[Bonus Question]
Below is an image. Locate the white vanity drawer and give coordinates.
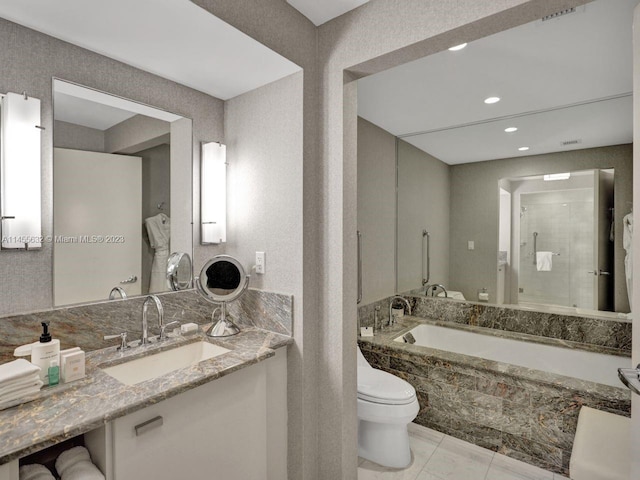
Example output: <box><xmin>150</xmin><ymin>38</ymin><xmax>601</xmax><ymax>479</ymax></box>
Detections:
<box><xmin>111</xmin><ymin>361</ymin><xmax>268</xmax><ymax>480</ymax></box>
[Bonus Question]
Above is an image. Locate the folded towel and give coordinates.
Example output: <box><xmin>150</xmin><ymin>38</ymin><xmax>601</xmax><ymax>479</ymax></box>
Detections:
<box><xmin>0</xmin><ymin>359</ymin><xmax>40</xmax><ymax>384</ymax></box>
<box><xmin>0</xmin><ymin>384</ymin><xmax>43</xmax><ymax>404</ymax></box>
<box><xmin>61</xmin><ymin>461</ymin><xmax>105</xmax><ymax>480</ymax></box>
<box><xmin>536</xmin><ymin>251</ymin><xmax>553</xmax><ymax>271</ymax></box>
<box><xmin>55</xmin><ymin>446</ymin><xmax>91</xmax><ymax>476</ymax></box>
<box><xmin>0</xmin><ymin>375</ymin><xmax>43</xmax><ymax>397</ymax></box>
<box><xmin>19</xmin><ymin>464</ymin><xmax>55</xmax><ymax>480</ymax></box>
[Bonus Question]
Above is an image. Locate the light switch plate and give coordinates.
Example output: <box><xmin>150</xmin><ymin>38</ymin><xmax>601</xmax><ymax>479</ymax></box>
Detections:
<box><xmin>468</xmin><ymin>241</ymin><xmax>475</xmax><ymax>250</ymax></box>
<box><xmin>255</xmin><ymin>251</ymin><xmax>265</xmax><ymax>274</ymax></box>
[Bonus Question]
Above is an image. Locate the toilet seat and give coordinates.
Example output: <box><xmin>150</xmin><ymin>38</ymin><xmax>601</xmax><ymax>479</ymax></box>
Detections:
<box><xmin>357</xmin><ymin>367</ymin><xmax>417</xmax><ymax>405</ymax></box>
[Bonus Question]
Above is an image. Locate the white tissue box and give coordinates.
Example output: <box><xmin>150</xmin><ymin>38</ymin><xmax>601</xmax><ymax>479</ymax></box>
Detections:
<box><xmin>61</xmin><ymin>350</ymin><xmax>85</xmax><ymax>383</ymax></box>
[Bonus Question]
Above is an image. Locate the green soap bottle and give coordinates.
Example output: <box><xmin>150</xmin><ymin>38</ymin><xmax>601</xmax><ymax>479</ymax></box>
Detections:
<box><xmin>48</xmin><ymin>359</ymin><xmax>60</xmax><ymax>386</ymax></box>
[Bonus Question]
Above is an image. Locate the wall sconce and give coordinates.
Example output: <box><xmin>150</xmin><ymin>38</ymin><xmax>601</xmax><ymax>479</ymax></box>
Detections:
<box><xmin>201</xmin><ymin>141</ymin><xmax>227</xmax><ymax>244</ymax></box>
<box><xmin>1</xmin><ymin>92</ymin><xmax>42</xmax><ymax>250</ymax></box>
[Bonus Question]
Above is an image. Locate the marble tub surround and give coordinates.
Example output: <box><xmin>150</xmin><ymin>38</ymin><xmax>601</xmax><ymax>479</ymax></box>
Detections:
<box><xmin>357</xmin><ymin>317</ymin><xmax>631</xmax><ymax>475</ymax></box>
<box><xmin>358</xmin><ymin>295</ymin><xmax>632</xmax><ymax>355</ymax></box>
<box><xmin>0</xmin><ymin>325</ymin><xmax>292</xmax><ymax>465</ymax></box>
<box><xmin>0</xmin><ymin>288</ymin><xmax>293</xmax><ymax>363</ymax></box>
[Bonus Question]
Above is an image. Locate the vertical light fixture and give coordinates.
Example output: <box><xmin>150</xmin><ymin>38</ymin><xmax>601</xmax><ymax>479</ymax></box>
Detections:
<box><xmin>1</xmin><ymin>92</ymin><xmax>42</xmax><ymax>250</ymax></box>
<box><xmin>200</xmin><ymin>141</ymin><xmax>226</xmax><ymax>244</ymax></box>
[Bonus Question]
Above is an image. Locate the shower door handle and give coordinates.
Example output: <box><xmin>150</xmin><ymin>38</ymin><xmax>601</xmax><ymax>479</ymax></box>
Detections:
<box><xmin>588</xmin><ymin>270</ymin><xmax>611</xmax><ymax>276</ymax></box>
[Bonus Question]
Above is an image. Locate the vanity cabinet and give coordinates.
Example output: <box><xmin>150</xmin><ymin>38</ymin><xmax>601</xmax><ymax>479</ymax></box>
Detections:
<box><xmin>111</xmin><ymin>349</ymin><xmax>286</xmax><ymax>480</ymax></box>
<box><xmin>0</xmin><ymin>460</ymin><xmax>18</xmax><ymax>480</ymax></box>
<box><xmin>2</xmin><ymin>348</ymin><xmax>287</xmax><ymax>480</ymax></box>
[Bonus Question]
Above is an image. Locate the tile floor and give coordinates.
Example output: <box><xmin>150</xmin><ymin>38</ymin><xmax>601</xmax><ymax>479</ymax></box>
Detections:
<box><xmin>358</xmin><ymin>423</ymin><xmax>570</xmax><ymax>480</ymax></box>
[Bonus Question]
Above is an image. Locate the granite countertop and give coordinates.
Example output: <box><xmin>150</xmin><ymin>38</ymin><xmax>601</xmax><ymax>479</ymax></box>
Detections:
<box><xmin>0</xmin><ymin>325</ymin><xmax>292</xmax><ymax>465</ymax></box>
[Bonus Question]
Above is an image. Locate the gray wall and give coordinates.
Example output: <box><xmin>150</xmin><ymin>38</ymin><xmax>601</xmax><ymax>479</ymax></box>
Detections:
<box><xmin>0</xmin><ymin>17</ymin><xmax>223</xmax><ymax>316</ymax></box>
<box><xmin>224</xmin><ymin>72</ymin><xmax>304</xmax><ymax>299</ymax></box>
<box><xmin>104</xmin><ymin>115</ymin><xmax>170</xmax><ymax>154</ymax></box>
<box><xmin>397</xmin><ymin>139</ymin><xmax>451</xmax><ymax>294</ymax></box>
<box><xmin>357</xmin><ymin>117</ymin><xmax>396</xmax><ymax>305</ymax></box>
<box><xmin>53</xmin><ymin>120</ymin><xmax>104</xmax><ymax>152</ymax></box>
<box><xmin>450</xmin><ymin>144</ymin><xmax>632</xmax><ymax>311</ymax></box>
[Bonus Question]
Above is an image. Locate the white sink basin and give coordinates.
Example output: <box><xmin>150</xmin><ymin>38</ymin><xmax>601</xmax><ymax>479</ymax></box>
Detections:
<box><xmin>101</xmin><ymin>341</ymin><xmax>231</xmax><ymax>385</ymax></box>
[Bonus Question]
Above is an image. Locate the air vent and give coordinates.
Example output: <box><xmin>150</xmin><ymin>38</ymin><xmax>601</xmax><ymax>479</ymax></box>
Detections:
<box><xmin>542</xmin><ymin>7</ymin><xmax>576</xmax><ymax>21</ymax></box>
<box><xmin>561</xmin><ymin>139</ymin><xmax>582</xmax><ymax>146</ymax></box>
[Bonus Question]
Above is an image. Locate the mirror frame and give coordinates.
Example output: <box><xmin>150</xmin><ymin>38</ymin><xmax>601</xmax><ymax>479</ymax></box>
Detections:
<box><xmin>166</xmin><ymin>252</ymin><xmax>193</xmax><ymax>291</ymax></box>
<box><xmin>196</xmin><ymin>255</ymin><xmax>250</xmax><ymax>304</ymax></box>
<box><xmin>50</xmin><ymin>77</ymin><xmax>195</xmax><ymax>308</ymax></box>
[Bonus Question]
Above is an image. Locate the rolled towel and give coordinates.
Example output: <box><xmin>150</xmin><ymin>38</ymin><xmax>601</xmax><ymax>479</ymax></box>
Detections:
<box><xmin>0</xmin><ymin>359</ymin><xmax>40</xmax><ymax>384</ymax></box>
<box><xmin>62</xmin><ymin>461</ymin><xmax>105</xmax><ymax>480</ymax></box>
<box><xmin>55</xmin><ymin>446</ymin><xmax>91</xmax><ymax>476</ymax></box>
<box><xmin>19</xmin><ymin>464</ymin><xmax>55</xmax><ymax>480</ymax></box>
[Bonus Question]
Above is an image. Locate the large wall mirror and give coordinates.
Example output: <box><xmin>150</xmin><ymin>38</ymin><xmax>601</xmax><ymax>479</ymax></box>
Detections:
<box><xmin>52</xmin><ymin>79</ymin><xmax>193</xmax><ymax>306</ymax></box>
<box><xmin>357</xmin><ymin>0</ymin><xmax>635</xmax><ymax>317</ymax></box>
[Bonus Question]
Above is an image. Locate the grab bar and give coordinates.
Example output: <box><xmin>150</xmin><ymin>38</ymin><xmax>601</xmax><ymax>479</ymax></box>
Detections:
<box><xmin>531</xmin><ymin>232</ymin><xmax>561</xmax><ymax>262</ymax></box>
<box><xmin>422</xmin><ymin>230</ymin><xmax>430</xmax><ymax>286</ymax></box>
<box><xmin>357</xmin><ymin>230</ymin><xmax>362</xmax><ymax>304</ymax></box>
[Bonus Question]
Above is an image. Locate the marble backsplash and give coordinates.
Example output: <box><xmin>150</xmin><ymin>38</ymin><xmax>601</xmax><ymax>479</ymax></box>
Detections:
<box><xmin>0</xmin><ymin>288</ymin><xmax>292</xmax><ymax>363</ymax></box>
<box><xmin>358</xmin><ymin>296</ymin><xmax>632</xmax><ymax>354</ymax></box>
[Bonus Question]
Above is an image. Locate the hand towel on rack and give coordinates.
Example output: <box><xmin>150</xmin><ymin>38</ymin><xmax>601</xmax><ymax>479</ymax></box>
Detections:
<box><xmin>536</xmin><ymin>251</ymin><xmax>553</xmax><ymax>271</ymax></box>
<box><xmin>19</xmin><ymin>464</ymin><xmax>55</xmax><ymax>480</ymax></box>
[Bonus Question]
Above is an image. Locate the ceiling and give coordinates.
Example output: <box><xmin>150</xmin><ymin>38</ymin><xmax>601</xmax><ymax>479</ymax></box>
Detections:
<box><xmin>357</xmin><ymin>0</ymin><xmax>639</xmax><ymax>165</ymax></box>
<box><xmin>287</xmin><ymin>0</ymin><xmax>370</xmax><ymax>26</ymax></box>
<box><xmin>0</xmin><ymin>0</ymin><xmax>301</xmax><ymax>101</ymax></box>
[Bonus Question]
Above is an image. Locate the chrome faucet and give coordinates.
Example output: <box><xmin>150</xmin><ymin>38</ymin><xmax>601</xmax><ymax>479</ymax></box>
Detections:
<box><xmin>425</xmin><ymin>284</ymin><xmax>447</xmax><ymax>298</ymax></box>
<box><xmin>109</xmin><ymin>287</ymin><xmax>127</xmax><ymax>300</ymax></box>
<box><xmin>388</xmin><ymin>296</ymin><xmax>412</xmax><ymax>327</ymax></box>
<box><xmin>141</xmin><ymin>295</ymin><xmax>163</xmax><ymax>345</ymax></box>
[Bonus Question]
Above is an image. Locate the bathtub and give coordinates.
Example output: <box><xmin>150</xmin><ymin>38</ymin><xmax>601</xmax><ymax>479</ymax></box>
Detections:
<box><xmin>394</xmin><ymin>323</ymin><xmax>629</xmax><ymax>388</ymax></box>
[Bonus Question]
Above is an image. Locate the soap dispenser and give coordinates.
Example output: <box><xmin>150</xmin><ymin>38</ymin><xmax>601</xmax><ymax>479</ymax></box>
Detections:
<box><xmin>14</xmin><ymin>321</ymin><xmax>60</xmax><ymax>384</ymax></box>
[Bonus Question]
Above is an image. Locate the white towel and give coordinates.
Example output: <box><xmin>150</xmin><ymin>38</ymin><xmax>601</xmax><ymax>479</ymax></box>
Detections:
<box><xmin>0</xmin><ymin>375</ymin><xmax>43</xmax><ymax>397</ymax></box>
<box><xmin>19</xmin><ymin>464</ymin><xmax>55</xmax><ymax>480</ymax></box>
<box><xmin>55</xmin><ymin>446</ymin><xmax>91</xmax><ymax>476</ymax></box>
<box><xmin>0</xmin><ymin>384</ymin><xmax>43</xmax><ymax>404</ymax></box>
<box><xmin>536</xmin><ymin>251</ymin><xmax>553</xmax><ymax>271</ymax></box>
<box><xmin>0</xmin><ymin>359</ymin><xmax>40</xmax><ymax>384</ymax></box>
<box><xmin>61</xmin><ymin>461</ymin><xmax>105</xmax><ymax>480</ymax></box>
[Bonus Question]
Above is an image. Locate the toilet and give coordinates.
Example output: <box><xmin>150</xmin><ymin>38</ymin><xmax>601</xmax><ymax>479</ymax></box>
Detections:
<box><xmin>357</xmin><ymin>346</ymin><xmax>419</xmax><ymax>468</ymax></box>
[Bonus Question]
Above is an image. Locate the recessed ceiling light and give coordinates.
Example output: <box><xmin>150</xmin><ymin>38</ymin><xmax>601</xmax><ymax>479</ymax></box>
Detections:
<box><xmin>518</xmin><ymin>147</ymin><xmax>530</xmax><ymax>151</ymax></box>
<box><xmin>504</xmin><ymin>127</ymin><xmax>518</xmax><ymax>133</ymax></box>
<box><xmin>448</xmin><ymin>43</ymin><xmax>467</xmax><ymax>51</ymax></box>
<box><xmin>484</xmin><ymin>97</ymin><xmax>500</xmax><ymax>104</ymax></box>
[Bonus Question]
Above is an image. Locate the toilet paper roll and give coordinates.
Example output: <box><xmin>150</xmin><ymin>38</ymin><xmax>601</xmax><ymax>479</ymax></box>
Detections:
<box><xmin>478</xmin><ymin>292</ymin><xmax>489</xmax><ymax>302</ymax></box>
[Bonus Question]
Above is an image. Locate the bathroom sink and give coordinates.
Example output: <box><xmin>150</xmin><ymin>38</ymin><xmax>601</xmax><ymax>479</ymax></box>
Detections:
<box><xmin>101</xmin><ymin>341</ymin><xmax>231</xmax><ymax>386</ymax></box>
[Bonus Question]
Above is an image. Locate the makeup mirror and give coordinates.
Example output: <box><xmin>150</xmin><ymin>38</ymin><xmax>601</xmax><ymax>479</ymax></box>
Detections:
<box><xmin>166</xmin><ymin>252</ymin><xmax>193</xmax><ymax>291</ymax></box>
<box><xmin>195</xmin><ymin>255</ymin><xmax>250</xmax><ymax>337</ymax></box>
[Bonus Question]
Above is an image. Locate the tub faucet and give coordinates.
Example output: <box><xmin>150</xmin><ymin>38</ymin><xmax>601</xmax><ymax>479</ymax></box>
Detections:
<box><xmin>109</xmin><ymin>286</ymin><xmax>127</xmax><ymax>300</ymax></box>
<box><xmin>425</xmin><ymin>284</ymin><xmax>447</xmax><ymax>298</ymax></box>
<box><xmin>389</xmin><ymin>296</ymin><xmax>412</xmax><ymax>327</ymax></box>
<box><xmin>141</xmin><ymin>295</ymin><xmax>163</xmax><ymax>346</ymax></box>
